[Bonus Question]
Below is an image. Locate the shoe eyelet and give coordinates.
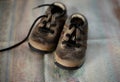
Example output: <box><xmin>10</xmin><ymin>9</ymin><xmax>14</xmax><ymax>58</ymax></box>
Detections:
<box><xmin>69</xmin><ymin>24</ymin><xmax>73</xmax><ymax>29</ymax></box>
<box><xmin>42</xmin><ymin>21</ymin><xmax>47</xmax><ymax>24</ymax></box>
<box><xmin>66</xmin><ymin>34</ymin><xmax>70</xmax><ymax>37</ymax></box>
<box><xmin>62</xmin><ymin>41</ymin><xmax>66</xmax><ymax>44</ymax></box>
<box><xmin>76</xmin><ymin>44</ymin><xmax>81</xmax><ymax>48</ymax></box>
<box><xmin>51</xmin><ymin>23</ymin><xmax>56</xmax><ymax>26</ymax></box>
<box><xmin>51</xmin><ymin>30</ymin><xmax>54</xmax><ymax>34</ymax></box>
<box><xmin>76</xmin><ymin>38</ymin><xmax>81</xmax><ymax>41</ymax></box>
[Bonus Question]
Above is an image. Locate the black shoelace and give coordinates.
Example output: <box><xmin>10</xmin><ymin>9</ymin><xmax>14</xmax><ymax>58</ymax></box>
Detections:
<box><xmin>0</xmin><ymin>3</ymin><xmax>65</xmax><ymax>52</ymax></box>
<box><xmin>62</xmin><ymin>23</ymin><xmax>84</xmax><ymax>48</ymax></box>
<box><xmin>0</xmin><ymin>15</ymin><xmax>47</xmax><ymax>52</ymax></box>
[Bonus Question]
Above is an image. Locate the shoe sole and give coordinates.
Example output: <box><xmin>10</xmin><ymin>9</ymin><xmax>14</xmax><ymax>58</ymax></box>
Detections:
<box><xmin>54</xmin><ymin>53</ymin><xmax>85</xmax><ymax>70</ymax></box>
<box><xmin>28</xmin><ymin>42</ymin><xmax>54</xmax><ymax>54</ymax></box>
<box><xmin>28</xmin><ymin>37</ymin><xmax>58</xmax><ymax>53</ymax></box>
<box><xmin>55</xmin><ymin>61</ymin><xmax>84</xmax><ymax>70</ymax></box>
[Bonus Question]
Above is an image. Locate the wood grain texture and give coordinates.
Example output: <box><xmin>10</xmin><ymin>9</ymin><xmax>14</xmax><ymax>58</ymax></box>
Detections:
<box><xmin>0</xmin><ymin>0</ymin><xmax>120</xmax><ymax>82</ymax></box>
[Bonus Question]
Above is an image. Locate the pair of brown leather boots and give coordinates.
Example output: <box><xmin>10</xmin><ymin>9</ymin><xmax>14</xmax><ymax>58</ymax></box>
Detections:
<box><xmin>28</xmin><ymin>2</ymin><xmax>88</xmax><ymax>70</ymax></box>
<box><xmin>0</xmin><ymin>2</ymin><xmax>88</xmax><ymax>70</ymax></box>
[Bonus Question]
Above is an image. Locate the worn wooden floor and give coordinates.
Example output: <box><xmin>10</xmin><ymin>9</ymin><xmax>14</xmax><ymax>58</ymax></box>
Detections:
<box><xmin>0</xmin><ymin>0</ymin><xmax>120</xmax><ymax>82</ymax></box>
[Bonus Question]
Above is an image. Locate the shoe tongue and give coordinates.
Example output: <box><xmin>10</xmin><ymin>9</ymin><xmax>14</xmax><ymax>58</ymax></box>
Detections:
<box><xmin>51</xmin><ymin>5</ymin><xmax>63</xmax><ymax>14</ymax></box>
<box><xmin>53</xmin><ymin>2</ymin><xmax>65</xmax><ymax>10</ymax></box>
<box><xmin>71</xmin><ymin>17</ymin><xmax>84</xmax><ymax>28</ymax></box>
<box><xmin>50</xmin><ymin>3</ymin><xmax>65</xmax><ymax>18</ymax></box>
